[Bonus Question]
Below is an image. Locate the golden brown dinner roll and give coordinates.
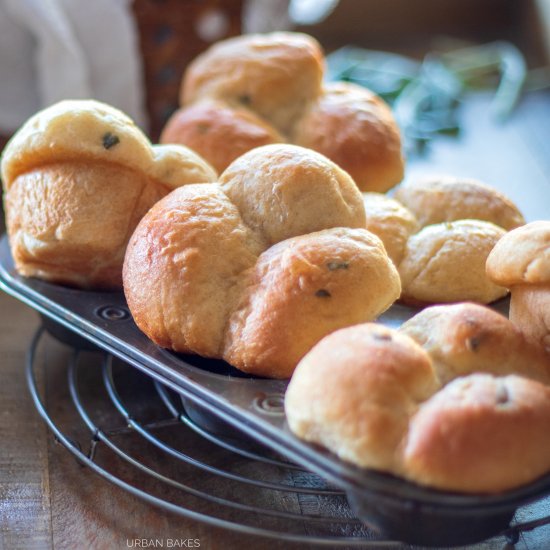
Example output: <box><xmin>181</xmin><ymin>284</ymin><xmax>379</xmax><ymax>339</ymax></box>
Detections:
<box><xmin>2</xmin><ymin>100</ymin><xmax>217</xmax><ymax>289</ymax></box>
<box><xmin>393</xmin><ymin>175</ymin><xmax>525</xmax><ymax>230</ymax></box>
<box><xmin>285</xmin><ymin>324</ymin><xmax>437</xmax><ymax>471</ymax></box>
<box><xmin>286</xmin><ymin>322</ymin><xmax>550</xmax><ymax>492</ymax></box>
<box><xmin>403</xmin><ymin>374</ymin><xmax>550</xmax><ymax>493</ymax></box>
<box><xmin>362</xmin><ymin>192</ymin><xmax>418</xmax><ymax>264</ymax></box>
<box><xmin>224</xmin><ymin>228</ymin><xmax>401</xmax><ymax>378</ymax></box>
<box><xmin>399</xmin><ymin>303</ymin><xmax>550</xmax><ymax>385</ymax></box>
<box><xmin>181</xmin><ymin>32</ymin><xmax>324</xmax><ymax>136</ymax></box>
<box><xmin>124</xmin><ymin>144</ymin><xmax>400</xmax><ymax>378</ymax></box>
<box><xmin>293</xmin><ymin>82</ymin><xmax>405</xmax><ymax>192</ymax></box>
<box><xmin>486</xmin><ymin>221</ymin><xmax>550</xmax><ymax>352</ymax></box>
<box><xmin>167</xmin><ymin>32</ymin><xmax>405</xmax><ymax>193</ymax></box>
<box><xmin>160</xmin><ymin>100</ymin><xmax>284</xmax><ymax>174</ymax></box>
<box><xmin>123</xmin><ymin>184</ymin><xmax>264</xmax><ymax>357</ymax></box>
<box><xmin>219</xmin><ymin>144</ymin><xmax>366</xmax><ymax>245</ymax></box>
<box><xmin>398</xmin><ymin>220</ymin><xmax>508</xmax><ymax>305</ymax></box>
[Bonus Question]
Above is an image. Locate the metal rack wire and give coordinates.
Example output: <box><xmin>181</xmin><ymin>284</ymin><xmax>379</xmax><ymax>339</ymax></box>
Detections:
<box><xmin>26</xmin><ymin>326</ymin><xmax>550</xmax><ymax>548</ymax></box>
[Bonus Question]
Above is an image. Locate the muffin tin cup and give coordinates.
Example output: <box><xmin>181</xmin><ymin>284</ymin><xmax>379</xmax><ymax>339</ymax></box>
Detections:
<box><xmin>1</xmin><ymin>235</ymin><xmax>548</xmax><ymax>547</ymax></box>
<box><xmin>346</xmin><ymin>489</ymin><xmax>516</xmax><ymax>546</ymax></box>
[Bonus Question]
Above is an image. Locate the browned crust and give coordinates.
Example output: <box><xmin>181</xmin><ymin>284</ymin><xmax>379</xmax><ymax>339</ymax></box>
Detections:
<box><xmin>181</xmin><ymin>32</ymin><xmax>324</xmax><ymax>136</ymax></box>
<box><xmin>171</xmin><ymin>33</ymin><xmax>405</xmax><ymax>193</ymax></box>
<box><xmin>293</xmin><ymin>82</ymin><xmax>404</xmax><ymax>192</ymax></box>
<box><xmin>403</xmin><ymin>374</ymin><xmax>550</xmax><ymax>492</ymax></box>
<box><xmin>286</xmin><ymin>314</ymin><xmax>550</xmax><ymax>493</ymax></box>
<box><xmin>123</xmin><ymin>145</ymin><xmax>400</xmax><ymax>378</ymax></box>
<box><xmin>5</xmin><ymin>161</ymin><xmax>165</xmax><ymax>289</ymax></box>
<box><xmin>160</xmin><ymin>101</ymin><xmax>283</xmax><ymax>174</ymax></box>
<box><xmin>399</xmin><ymin>302</ymin><xmax>550</xmax><ymax>385</ymax></box>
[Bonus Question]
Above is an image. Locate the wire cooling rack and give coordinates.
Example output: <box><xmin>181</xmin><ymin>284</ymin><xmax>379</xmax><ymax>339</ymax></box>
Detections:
<box><xmin>26</xmin><ymin>326</ymin><xmax>550</xmax><ymax>548</ymax></box>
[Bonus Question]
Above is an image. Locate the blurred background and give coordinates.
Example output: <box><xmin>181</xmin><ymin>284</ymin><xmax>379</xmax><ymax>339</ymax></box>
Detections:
<box><xmin>0</xmin><ymin>0</ymin><xmax>549</xmax><ymax>145</ymax></box>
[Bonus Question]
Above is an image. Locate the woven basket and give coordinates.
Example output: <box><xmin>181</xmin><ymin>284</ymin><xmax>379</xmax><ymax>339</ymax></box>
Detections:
<box><xmin>0</xmin><ymin>0</ymin><xmax>243</xmax><ymax>152</ymax></box>
<box><xmin>133</xmin><ymin>0</ymin><xmax>244</xmax><ymax>141</ymax></box>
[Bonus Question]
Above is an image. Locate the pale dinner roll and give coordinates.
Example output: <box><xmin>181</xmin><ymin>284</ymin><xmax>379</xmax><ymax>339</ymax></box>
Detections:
<box><xmin>398</xmin><ymin>220</ymin><xmax>508</xmax><ymax>305</ymax></box>
<box><xmin>362</xmin><ymin>192</ymin><xmax>418</xmax><ymax>265</ymax></box>
<box><xmin>160</xmin><ymin>100</ymin><xmax>284</xmax><ymax>174</ymax></box>
<box><xmin>219</xmin><ymin>144</ymin><xmax>366</xmax><ymax>246</ymax></box>
<box><xmin>2</xmin><ymin>99</ymin><xmax>150</xmax><ymax>186</ymax></box>
<box><xmin>486</xmin><ymin>221</ymin><xmax>550</xmax><ymax>352</ymax></box>
<box><xmin>393</xmin><ymin>175</ymin><xmax>525</xmax><ymax>230</ymax></box>
<box><xmin>124</xmin><ymin>145</ymin><xmax>401</xmax><ymax>378</ymax></box>
<box><xmin>2</xmin><ymin>100</ymin><xmax>217</xmax><ymax>289</ymax></box>
<box><xmin>399</xmin><ymin>303</ymin><xmax>550</xmax><ymax>385</ymax></box>
<box><xmin>286</xmin><ymin>322</ymin><xmax>550</xmax><ymax>492</ymax></box>
<box><xmin>293</xmin><ymin>82</ymin><xmax>405</xmax><ymax>193</ymax></box>
<box><xmin>181</xmin><ymin>32</ymin><xmax>324</xmax><ymax>136</ymax></box>
<box><xmin>285</xmin><ymin>324</ymin><xmax>437</xmax><ymax>471</ymax></box>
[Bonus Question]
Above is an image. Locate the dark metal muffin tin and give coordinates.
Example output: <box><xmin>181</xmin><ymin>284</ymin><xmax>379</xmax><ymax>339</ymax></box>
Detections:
<box><xmin>1</xmin><ymin>235</ymin><xmax>548</xmax><ymax>547</ymax></box>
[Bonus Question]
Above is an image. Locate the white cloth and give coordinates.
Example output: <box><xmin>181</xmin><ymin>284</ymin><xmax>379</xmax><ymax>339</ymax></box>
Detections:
<box><xmin>0</xmin><ymin>0</ymin><xmax>148</xmax><ymax>133</ymax></box>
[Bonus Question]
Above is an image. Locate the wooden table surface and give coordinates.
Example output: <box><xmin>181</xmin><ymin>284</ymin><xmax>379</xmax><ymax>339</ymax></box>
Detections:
<box><xmin>1</xmin><ymin>91</ymin><xmax>549</xmax><ymax>550</ymax></box>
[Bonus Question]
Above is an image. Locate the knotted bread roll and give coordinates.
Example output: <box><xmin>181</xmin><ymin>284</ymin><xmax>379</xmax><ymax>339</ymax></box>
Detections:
<box><xmin>161</xmin><ymin>32</ymin><xmax>404</xmax><ymax>193</ymax></box>
<box><xmin>1</xmin><ymin>100</ymin><xmax>217</xmax><ymax>289</ymax></box>
<box><xmin>123</xmin><ymin>144</ymin><xmax>401</xmax><ymax>378</ymax></box>
<box><xmin>286</xmin><ymin>306</ymin><xmax>550</xmax><ymax>493</ymax></box>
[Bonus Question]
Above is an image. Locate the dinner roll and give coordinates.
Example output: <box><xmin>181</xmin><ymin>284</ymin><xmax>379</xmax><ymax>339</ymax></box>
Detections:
<box><xmin>286</xmin><ymin>322</ymin><xmax>550</xmax><ymax>492</ymax></box>
<box><xmin>219</xmin><ymin>144</ymin><xmax>366</xmax><ymax>245</ymax></box>
<box><xmin>399</xmin><ymin>303</ymin><xmax>550</xmax><ymax>385</ymax></box>
<box><xmin>123</xmin><ymin>184</ymin><xmax>264</xmax><ymax>357</ymax></box>
<box><xmin>181</xmin><ymin>32</ymin><xmax>324</xmax><ymax>136</ymax></box>
<box><xmin>393</xmin><ymin>175</ymin><xmax>525</xmax><ymax>230</ymax></box>
<box><xmin>487</xmin><ymin>221</ymin><xmax>550</xmax><ymax>352</ymax></box>
<box><xmin>224</xmin><ymin>229</ymin><xmax>402</xmax><ymax>378</ymax></box>
<box><xmin>403</xmin><ymin>374</ymin><xmax>550</xmax><ymax>493</ymax></box>
<box><xmin>160</xmin><ymin>100</ymin><xmax>283</xmax><ymax>174</ymax></box>
<box><xmin>486</xmin><ymin>221</ymin><xmax>550</xmax><ymax>286</ymax></box>
<box><xmin>2</xmin><ymin>100</ymin><xmax>217</xmax><ymax>289</ymax></box>
<box><xmin>166</xmin><ymin>32</ymin><xmax>405</xmax><ymax>193</ymax></box>
<box><xmin>398</xmin><ymin>220</ymin><xmax>508</xmax><ymax>305</ymax></box>
<box><xmin>285</xmin><ymin>324</ymin><xmax>437</xmax><ymax>471</ymax></box>
<box><xmin>293</xmin><ymin>82</ymin><xmax>404</xmax><ymax>193</ymax></box>
<box><xmin>124</xmin><ymin>145</ymin><xmax>400</xmax><ymax>377</ymax></box>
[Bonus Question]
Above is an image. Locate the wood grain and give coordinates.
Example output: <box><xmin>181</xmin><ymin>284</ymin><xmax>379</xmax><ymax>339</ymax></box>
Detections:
<box><xmin>0</xmin><ymin>294</ymin><xmax>50</xmax><ymax>550</ymax></box>
<box><xmin>42</xmin><ymin>345</ymin><xmax>304</xmax><ymax>550</ymax></box>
